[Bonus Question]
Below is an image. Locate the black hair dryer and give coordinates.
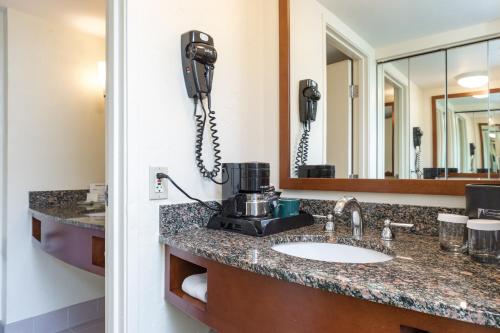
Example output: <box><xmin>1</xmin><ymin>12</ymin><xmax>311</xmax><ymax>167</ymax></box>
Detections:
<box><xmin>181</xmin><ymin>30</ymin><xmax>217</xmax><ymax>99</ymax></box>
<box><xmin>413</xmin><ymin>127</ymin><xmax>423</xmax><ymax>148</ymax></box>
<box><xmin>299</xmin><ymin>79</ymin><xmax>321</xmax><ymax>123</ymax></box>
<box><xmin>180</xmin><ymin>30</ymin><xmax>222</xmax><ymax>180</ymax></box>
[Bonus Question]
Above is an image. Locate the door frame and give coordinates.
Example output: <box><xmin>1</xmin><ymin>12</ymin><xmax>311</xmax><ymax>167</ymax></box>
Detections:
<box><xmin>0</xmin><ymin>8</ymin><xmax>6</xmax><ymax>326</ymax></box>
<box><xmin>324</xmin><ymin>25</ymin><xmax>369</xmax><ymax>178</ymax></box>
<box><xmin>380</xmin><ymin>69</ymin><xmax>410</xmax><ymax>179</ymax></box>
<box><xmin>105</xmin><ymin>0</ymin><xmax>130</xmax><ymax>332</ymax></box>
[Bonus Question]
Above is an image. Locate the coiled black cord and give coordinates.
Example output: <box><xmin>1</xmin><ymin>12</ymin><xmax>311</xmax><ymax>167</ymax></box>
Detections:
<box><xmin>294</xmin><ymin>123</ymin><xmax>310</xmax><ymax>176</ymax></box>
<box><xmin>414</xmin><ymin>147</ymin><xmax>423</xmax><ymax>179</ymax></box>
<box><xmin>193</xmin><ymin>95</ymin><xmax>223</xmax><ymax>183</ymax></box>
<box><xmin>156</xmin><ymin>172</ymin><xmax>222</xmax><ymax>212</ymax></box>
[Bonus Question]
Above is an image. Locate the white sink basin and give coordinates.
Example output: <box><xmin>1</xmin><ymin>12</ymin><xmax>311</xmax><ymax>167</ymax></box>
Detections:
<box><xmin>272</xmin><ymin>242</ymin><xmax>393</xmax><ymax>264</ymax></box>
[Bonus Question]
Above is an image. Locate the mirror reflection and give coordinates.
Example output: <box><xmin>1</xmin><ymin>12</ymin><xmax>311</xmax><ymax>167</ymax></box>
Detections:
<box><xmin>380</xmin><ymin>42</ymin><xmax>500</xmax><ymax>180</ymax></box>
<box><xmin>381</xmin><ymin>58</ymin><xmax>410</xmax><ymax>179</ymax></box>
<box><xmin>288</xmin><ymin>0</ymin><xmax>500</xmax><ymax>180</ymax></box>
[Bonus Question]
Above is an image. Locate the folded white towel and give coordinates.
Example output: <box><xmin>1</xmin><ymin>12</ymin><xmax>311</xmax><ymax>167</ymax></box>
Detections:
<box><xmin>181</xmin><ymin>273</ymin><xmax>207</xmax><ymax>303</ymax></box>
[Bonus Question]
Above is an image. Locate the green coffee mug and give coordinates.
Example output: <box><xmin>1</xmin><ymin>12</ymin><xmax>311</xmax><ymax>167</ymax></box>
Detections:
<box><xmin>274</xmin><ymin>198</ymin><xmax>300</xmax><ymax>218</ymax></box>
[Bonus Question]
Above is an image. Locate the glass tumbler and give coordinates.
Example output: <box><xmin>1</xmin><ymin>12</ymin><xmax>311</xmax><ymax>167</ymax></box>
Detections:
<box><xmin>438</xmin><ymin>213</ymin><xmax>468</xmax><ymax>253</ymax></box>
<box><xmin>467</xmin><ymin>219</ymin><xmax>500</xmax><ymax>264</ymax></box>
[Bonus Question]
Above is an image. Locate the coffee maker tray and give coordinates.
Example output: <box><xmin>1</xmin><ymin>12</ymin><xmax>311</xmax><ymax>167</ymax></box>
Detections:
<box><xmin>206</xmin><ymin>212</ymin><xmax>315</xmax><ymax>237</ymax></box>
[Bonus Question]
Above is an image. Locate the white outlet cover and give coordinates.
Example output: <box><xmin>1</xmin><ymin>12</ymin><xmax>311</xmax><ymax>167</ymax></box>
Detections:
<box><xmin>149</xmin><ymin>166</ymin><xmax>168</xmax><ymax>200</ymax></box>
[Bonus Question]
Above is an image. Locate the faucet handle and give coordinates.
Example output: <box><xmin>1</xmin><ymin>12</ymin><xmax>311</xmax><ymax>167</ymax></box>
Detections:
<box><xmin>313</xmin><ymin>214</ymin><xmax>335</xmax><ymax>232</ymax></box>
<box><xmin>381</xmin><ymin>219</ymin><xmax>414</xmax><ymax>241</ymax></box>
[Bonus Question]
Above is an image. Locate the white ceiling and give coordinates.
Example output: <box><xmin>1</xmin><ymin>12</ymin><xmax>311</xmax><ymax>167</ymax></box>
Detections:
<box><xmin>317</xmin><ymin>0</ymin><xmax>500</xmax><ymax>48</ymax></box>
<box><xmin>326</xmin><ymin>43</ymin><xmax>350</xmax><ymax>65</ymax></box>
<box><xmin>388</xmin><ymin>39</ymin><xmax>500</xmax><ymax>90</ymax></box>
<box><xmin>0</xmin><ymin>0</ymin><xmax>105</xmax><ymax>37</ymax></box>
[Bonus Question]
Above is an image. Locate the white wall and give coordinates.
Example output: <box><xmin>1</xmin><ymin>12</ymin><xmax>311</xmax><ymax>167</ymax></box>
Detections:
<box><xmin>124</xmin><ymin>0</ymin><xmax>278</xmax><ymax>331</ymax></box>
<box><xmin>377</xmin><ymin>19</ymin><xmax>500</xmax><ymax>60</ymax></box>
<box><xmin>4</xmin><ymin>9</ymin><xmax>105</xmax><ymax>323</ymax></box>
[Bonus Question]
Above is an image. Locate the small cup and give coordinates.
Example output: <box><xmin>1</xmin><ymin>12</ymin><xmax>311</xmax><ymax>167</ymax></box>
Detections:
<box><xmin>467</xmin><ymin>219</ymin><xmax>500</xmax><ymax>264</ymax></box>
<box><xmin>438</xmin><ymin>213</ymin><xmax>468</xmax><ymax>253</ymax></box>
<box><xmin>274</xmin><ymin>198</ymin><xmax>300</xmax><ymax>218</ymax></box>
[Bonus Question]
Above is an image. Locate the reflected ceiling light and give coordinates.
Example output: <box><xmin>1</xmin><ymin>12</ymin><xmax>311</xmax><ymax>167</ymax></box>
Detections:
<box><xmin>456</xmin><ymin>72</ymin><xmax>488</xmax><ymax>89</ymax></box>
<box><xmin>472</xmin><ymin>93</ymin><xmax>488</xmax><ymax>99</ymax></box>
<box><xmin>69</xmin><ymin>16</ymin><xmax>106</xmax><ymax>38</ymax></box>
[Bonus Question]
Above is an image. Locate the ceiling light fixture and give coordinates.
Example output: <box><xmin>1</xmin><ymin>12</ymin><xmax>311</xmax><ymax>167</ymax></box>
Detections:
<box><xmin>456</xmin><ymin>72</ymin><xmax>488</xmax><ymax>89</ymax></box>
<box><xmin>472</xmin><ymin>93</ymin><xmax>488</xmax><ymax>99</ymax></box>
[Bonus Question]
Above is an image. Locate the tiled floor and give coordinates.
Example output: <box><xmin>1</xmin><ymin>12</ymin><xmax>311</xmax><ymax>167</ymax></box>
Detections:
<box><xmin>58</xmin><ymin>319</ymin><xmax>104</xmax><ymax>333</ymax></box>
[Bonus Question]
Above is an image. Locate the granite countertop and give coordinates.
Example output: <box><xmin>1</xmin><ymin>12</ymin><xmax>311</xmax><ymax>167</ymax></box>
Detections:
<box><xmin>30</xmin><ymin>204</ymin><xmax>105</xmax><ymax>231</ymax></box>
<box><xmin>160</xmin><ymin>223</ymin><xmax>500</xmax><ymax>328</ymax></box>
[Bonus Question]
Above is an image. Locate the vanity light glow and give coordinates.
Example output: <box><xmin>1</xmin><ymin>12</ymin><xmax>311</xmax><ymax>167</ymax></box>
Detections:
<box><xmin>97</xmin><ymin>60</ymin><xmax>106</xmax><ymax>97</ymax></box>
<box><xmin>98</xmin><ymin>61</ymin><xmax>106</xmax><ymax>90</ymax></box>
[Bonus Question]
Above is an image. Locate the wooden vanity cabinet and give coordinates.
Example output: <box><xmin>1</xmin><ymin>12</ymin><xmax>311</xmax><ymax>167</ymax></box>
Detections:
<box><xmin>165</xmin><ymin>246</ymin><xmax>498</xmax><ymax>333</ymax></box>
<box><xmin>31</xmin><ymin>216</ymin><xmax>105</xmax><ymax>276</ymax></box>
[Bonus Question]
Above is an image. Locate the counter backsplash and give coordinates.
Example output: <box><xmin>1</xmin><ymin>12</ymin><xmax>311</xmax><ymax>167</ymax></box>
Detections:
<box><xmin>160</xmin><ymin>199</ymin><xmax>465</xmax><ymax>237</ymax></box>
<box><xmin>29</xmin><ymin>190</ymin><xmax>89</xmax><ymax>209</ymax></box>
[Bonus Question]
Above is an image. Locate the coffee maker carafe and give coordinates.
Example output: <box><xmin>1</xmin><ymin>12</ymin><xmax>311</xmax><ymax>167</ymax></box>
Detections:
<box><xmin>221</xmin><ymin>162</ymin><xmax>279</xmax><ymax>218</ymax></box>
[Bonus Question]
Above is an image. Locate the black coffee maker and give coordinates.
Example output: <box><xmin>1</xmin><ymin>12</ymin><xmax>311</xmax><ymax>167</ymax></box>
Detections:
<box><xmin>207</xmin><ymin>162</ymin><xmax>314</xmax><ymax>236</ymax></box>
<box><xmin>220</xmin><ymin>162</ymin><xmax>279</xmax><ymax>218</ymax></box>
<box><xmin>465</xmin><ymin>184</ymin><xmax>500</xmax><ymax>219</ymax></box>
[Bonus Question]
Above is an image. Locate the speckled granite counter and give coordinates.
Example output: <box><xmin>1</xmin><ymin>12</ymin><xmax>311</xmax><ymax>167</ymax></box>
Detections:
<box><xmin>30</xmin><ymin>205</ymin><xmax>105</xmax><ymax>231</ymax></box>
<box><xmin>29</xmin><ymin>189</ymin><xmax>105</xmax><ymax>231</ymax></box>
<box><xmin>160</xmin><ymin>223</ymin><xmax>500</xmax><ymax>328</ymax></box>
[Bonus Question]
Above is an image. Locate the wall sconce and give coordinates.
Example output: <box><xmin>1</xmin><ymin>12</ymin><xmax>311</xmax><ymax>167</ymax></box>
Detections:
<box><xmin>97</xmin><ymin>60</ymin><xmax>106</xmax><ymax>97</ymax></box>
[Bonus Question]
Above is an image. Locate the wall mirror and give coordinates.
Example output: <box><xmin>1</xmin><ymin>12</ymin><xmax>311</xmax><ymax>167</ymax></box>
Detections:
<box><xmin>279</xmin><ymin>0</ymin><xmax>500</xmax><ymax>195</ymax></box>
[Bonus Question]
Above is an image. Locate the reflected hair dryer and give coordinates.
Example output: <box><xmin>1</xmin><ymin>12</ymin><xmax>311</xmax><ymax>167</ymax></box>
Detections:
<box><xmin>413</xmin><ymin>127</ymin><xmax>423</xmax><ymax>149</ymax></box>
<box><xmin>295</xmin><ymin>79</ymin><xmax>321</xmax><ymax>176</ymax></box>
<box><xmin>413</xmin><ymin>127</ymin><xmax>423</xmax><ymax>179</ymax></box>
<box><xmin>299</xmin><ymin>79</ymin><xmax>321</xmax><ymax>123</ymax></box>
<box><xmin>181</xmin><ymin>30</ymin><xmax>218</xmax><ymax>99</ymax></box>
<box><xmin>470</xmin><ymin>143</ymin><xmax>476</xmax><ymax>172</ymax></box>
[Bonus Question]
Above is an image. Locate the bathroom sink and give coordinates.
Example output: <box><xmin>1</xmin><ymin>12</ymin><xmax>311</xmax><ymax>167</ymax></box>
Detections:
<box><xmin>272</xmin><ymin>242</ymin><xmax>393</xmax><ymax>264</ymax></box>
<box><xmin>85</xmin><ymin>212</ymin><xmax>105</xmax><ymax>218</ymax></box>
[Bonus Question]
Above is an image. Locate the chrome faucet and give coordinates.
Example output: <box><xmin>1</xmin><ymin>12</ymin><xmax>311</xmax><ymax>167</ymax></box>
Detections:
<box><xmin>334</xmin><ymin>197</ymin><xmax>364</xmax><ymax>240</ymax></box>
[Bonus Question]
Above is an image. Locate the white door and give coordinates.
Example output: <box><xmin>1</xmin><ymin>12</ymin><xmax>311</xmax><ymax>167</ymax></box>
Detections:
<box><xmin>326</xmin><ymin>59</ymin><xmax>352</xmax><ymax>178</ymax></box>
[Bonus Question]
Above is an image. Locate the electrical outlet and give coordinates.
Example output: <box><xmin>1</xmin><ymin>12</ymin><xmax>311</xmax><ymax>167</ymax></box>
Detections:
<box><xmin>149</xmin><ymin>167</ymin><xmax>168</xmax><ymax>200</ymax></box>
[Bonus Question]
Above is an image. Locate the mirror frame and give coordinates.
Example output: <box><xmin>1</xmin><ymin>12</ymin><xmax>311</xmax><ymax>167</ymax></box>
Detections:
<box><xmin>278</xmin><ymin>0</ymin><xmax>500</xmax><ymax>195</ymax></box>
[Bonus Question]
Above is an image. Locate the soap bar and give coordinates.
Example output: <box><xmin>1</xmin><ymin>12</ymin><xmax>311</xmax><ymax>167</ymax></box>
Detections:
<box><xmin>86</xmin><ymin>192</ymin><xmax>99</xmax><ymax>202</ymax></box>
